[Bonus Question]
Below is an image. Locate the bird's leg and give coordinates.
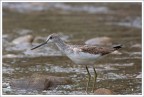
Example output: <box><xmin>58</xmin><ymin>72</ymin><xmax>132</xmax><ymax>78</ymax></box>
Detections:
<box><xmin>85</xmin><ymin>66</ymin><xmax>91</xmax><ymax>94</ymax></box>
<box><xmin>92</xmin><ymin>66</ymin><xmax>97</xmax><ymax>93</ymax></box>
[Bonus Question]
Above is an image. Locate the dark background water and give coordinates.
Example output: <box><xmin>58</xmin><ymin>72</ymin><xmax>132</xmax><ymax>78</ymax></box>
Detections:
<box><xmin>2</xmin><ymin>2</ymin><xmax>142</xmax><ymax>95</ymax></box>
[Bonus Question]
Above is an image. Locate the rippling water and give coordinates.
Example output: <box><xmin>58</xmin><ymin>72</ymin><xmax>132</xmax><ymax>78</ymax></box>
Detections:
<box><xmin>2</xmin><ymin>2</ymin><xmax>142</xmax><ymax>95</ymax></box>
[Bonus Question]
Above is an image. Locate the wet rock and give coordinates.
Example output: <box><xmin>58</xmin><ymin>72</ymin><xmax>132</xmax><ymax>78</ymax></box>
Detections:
<box><xmin>136</xmin><ymin>73</ymin><xmax>142</xmax><ymax>79</ymax></box>
<box><xmin>111</xmin><ymin>50</ymin><xmax>122</xmax><ymax>55</ymax></box>
<box><xmin>2</xmin><ymin>83</ymin><xmax>10</xmax><ymax>88</ymax></box>
<box><xmin>85</xmin><ymin>37</ymin><xmax>112</xmax><ymax>46</ymax></box>
<box><xmin>6</xmin><ymin>35</ymin><xmax>35</xmax><ymax>51</ymax></box>
<box><xmin>94</xmin><ymin>88</ymin><xmax>113</xmax><ymax>95</ymax></box>
<box><xmin>2</xmin><ymin>86</ymin><xmax>12</xmax><ymax>94</ymax></box>
<box><xmin>10</xmin><ymin>74</ymin><xmax>72</xmax><ymax>91</ymax></box>
<box><xmin>3</xmin><ymin>54</ymin><xmax>20</xmax><ymax>58</ymax></box>
<box><xmin>131</xmin><ymin>44</ymin><xmax>141</xmax><ymax>48</ymax></box>
<box><xmin>12</xmin><ymin>35</ymin><xmax>34</xmax><ymax>45</ymax></box>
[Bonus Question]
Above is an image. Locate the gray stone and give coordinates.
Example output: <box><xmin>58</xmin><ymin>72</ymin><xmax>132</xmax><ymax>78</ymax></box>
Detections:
<box><xmin>10</xmin><ymin>74</ymin><xmax>72</xmax><ymax>91</ymax></box>
<box><xmin>85</xmin><ymin>37</ymin><xmax>112</xmax><ymax>46</ymax></box>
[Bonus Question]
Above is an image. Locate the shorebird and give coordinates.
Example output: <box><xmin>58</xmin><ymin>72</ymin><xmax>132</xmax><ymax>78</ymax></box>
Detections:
<box><xmin>31</xmin><ymin>33</ymin><xmax>122</xmax><ymax>93</ymax></box>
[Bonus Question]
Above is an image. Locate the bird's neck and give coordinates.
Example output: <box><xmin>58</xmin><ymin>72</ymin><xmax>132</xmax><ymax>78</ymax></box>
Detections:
<box><xmin>54</xmin><ymin>39</ymin><xmax>68</xmax><ymax>53</ymax></box>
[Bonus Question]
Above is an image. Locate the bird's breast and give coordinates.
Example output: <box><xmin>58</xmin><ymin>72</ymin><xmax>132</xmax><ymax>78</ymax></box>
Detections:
<box><xmin>66</xmin><ymin>51</ymin><xmax>101</xmax><ymax>65</ymax></box>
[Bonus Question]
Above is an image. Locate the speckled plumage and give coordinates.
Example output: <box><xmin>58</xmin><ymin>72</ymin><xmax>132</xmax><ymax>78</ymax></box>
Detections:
<box><xmin>77</xmin><ymin>45</ymin><xmax>114</xmax><ymax>55</ymax></box>
<box><xmin>31</xmin><ymin>33</ymin><xmax>122</xmax><ymax>93</ymax></box>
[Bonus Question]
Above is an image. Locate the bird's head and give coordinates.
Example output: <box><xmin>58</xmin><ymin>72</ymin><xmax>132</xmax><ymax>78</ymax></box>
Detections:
<box><xmin>31</xmin><ymin>33</ymin><xmax>59</xmax><ymax>50</ymax></box>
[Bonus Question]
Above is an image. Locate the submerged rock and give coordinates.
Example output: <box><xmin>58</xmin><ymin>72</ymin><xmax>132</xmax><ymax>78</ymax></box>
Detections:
<box><xmin>2</xmin><ymin>83</ymin><xmax>10</xmax><ymax>88</ymax></box>
<box><xmin>85</xmin><ymin>37</ymin><xmax>112</xmax><ymax>46</ymax></box>
<box><xmin>94</xmin><ymin>88</ymin><xmax>113</xmax><ymax>95</ymax></box>
<box><xmin>10</xmin><ymin>74</ymin><xmax>72</xmax><ymax>91</ymax></box>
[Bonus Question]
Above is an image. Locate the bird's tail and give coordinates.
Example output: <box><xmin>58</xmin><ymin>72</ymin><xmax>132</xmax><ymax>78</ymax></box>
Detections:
<box><xmin>113</xmin><ymin>44</ymin><xmax>122</xmax><ymax>50</ymax></box>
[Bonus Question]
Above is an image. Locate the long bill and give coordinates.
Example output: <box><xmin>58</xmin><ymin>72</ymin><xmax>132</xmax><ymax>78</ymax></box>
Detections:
<box><xmin>31</xmin><ymin>41</ymin><xmax>47</xmax><ymax>50</ymax></box>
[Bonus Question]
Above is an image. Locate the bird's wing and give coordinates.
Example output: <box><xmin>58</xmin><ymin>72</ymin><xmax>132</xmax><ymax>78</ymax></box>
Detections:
<box><xmin>78</xmin><ymin>45</ymin><xmax>114</xmax><ymax>55</ymax></box>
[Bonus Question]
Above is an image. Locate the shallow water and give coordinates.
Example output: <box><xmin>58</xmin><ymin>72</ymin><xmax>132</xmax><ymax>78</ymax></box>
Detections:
<box><xmin>2</xmin><ymin>2</ymin><xmax>142</xmax><ymax>95</ymax></box>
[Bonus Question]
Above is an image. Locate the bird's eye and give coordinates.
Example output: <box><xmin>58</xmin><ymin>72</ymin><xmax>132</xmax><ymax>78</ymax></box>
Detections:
<box><xmin>49</xmin><ymin>36</ymin><xmax>53</xmax><ymax>39</ymax></box>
